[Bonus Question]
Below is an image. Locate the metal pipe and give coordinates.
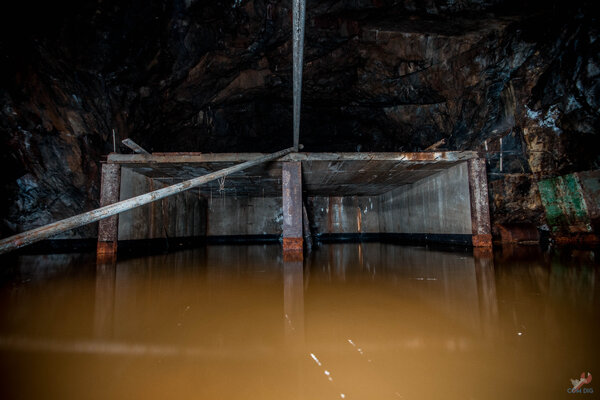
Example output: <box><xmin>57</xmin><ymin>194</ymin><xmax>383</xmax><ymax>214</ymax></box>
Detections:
<box><xmin>292</xmin><ymin>0</ymin><xmax>306</xmax><ymax>151</ymax></box>
<box><xmin>0</xmin><ymin>147</ymin><xmax>295</xmax><ymax>255</ymax></box>
<box><xmin>121</xmin><ymin>138</ymin><xmax>150</xmax><ymax>155</ymax></box>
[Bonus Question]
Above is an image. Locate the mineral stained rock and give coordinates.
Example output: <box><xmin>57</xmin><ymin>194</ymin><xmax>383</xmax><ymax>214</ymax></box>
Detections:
<box><xmin>0</xmin><ymin>0</ymin><xmax>598</xmax><ymax>238</ymax></box>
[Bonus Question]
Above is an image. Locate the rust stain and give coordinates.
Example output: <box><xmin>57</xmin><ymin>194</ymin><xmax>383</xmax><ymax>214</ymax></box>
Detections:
<box><xmin>96</xmin><ymin>241</ymin><xmax>117</xmax><ymax>258</ymax></box>
<box><xmin>472</xmin><ymin>234</ymin><xmax>493</xmax><ymax>247</ymax></box>
<box><xmin>283</xmin><ymin>237</ymin><xmax>303</xmax><ymax>251</ymax></box>
<box><xmin>553</xmin><ymin>233</ymin><xmax>600</xmax><ymax>244</ymax></box>
<box><xmin>496</xmin><ymin>224</ymin><xmax>539</xmax><ymax>243</ymax></box>
<box><xmin>283</xmin><ymin>249</ymin><xmax>303</xmax><ymax>262</ymax></box>
<box><xmin>152</xmin><ymin>152</ymin><xmax>204</xmax><ymax>156</ymax></box>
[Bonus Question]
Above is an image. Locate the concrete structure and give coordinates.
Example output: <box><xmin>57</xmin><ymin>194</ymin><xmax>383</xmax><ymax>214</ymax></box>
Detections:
<box><xmin>101</xmin><ymin>151</ymin><xmax>492</xmax><ymax>256</ymax></box>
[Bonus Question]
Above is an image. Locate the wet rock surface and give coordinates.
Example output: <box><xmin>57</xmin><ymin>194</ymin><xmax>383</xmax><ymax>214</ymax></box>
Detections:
<box><xmin>0</xmin><ymin>0</ymin><xmax>598</xmax><ymax>237</ymax></box>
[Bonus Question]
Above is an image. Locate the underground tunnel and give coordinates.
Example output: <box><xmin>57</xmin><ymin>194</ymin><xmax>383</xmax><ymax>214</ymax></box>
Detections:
<box><xmin>0</xmin><ymin>0</ymin><xmax>599</xmax><ymax>399</ymax></box>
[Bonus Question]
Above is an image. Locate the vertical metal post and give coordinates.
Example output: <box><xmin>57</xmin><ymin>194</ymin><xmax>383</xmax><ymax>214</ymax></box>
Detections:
<box><xmin>468</xmin><ymin>158</ymin><xmax>492</xmax><ymax>247</ymax></box>
<box><xmin>97</xmin><ymin>163</ymin><xmax>121</xmax><ymax>260</ymax></box>
<box><xmin>473</xmin><ymin>248</ymin><xmax>498</xmax><ymax>338</ymax></box>
<box><xmin>292</xmin><ymin>0</ymin><xmax>306</xmax><ymax>151</ymax></box>
<box><xmin>282</xmin><ymin>162</ymin><xmax>303</xmax><ymax>260</ymax></box>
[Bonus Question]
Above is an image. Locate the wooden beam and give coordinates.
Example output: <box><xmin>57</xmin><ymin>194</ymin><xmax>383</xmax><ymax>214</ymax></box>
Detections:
<box><xmin>0</xmin><ymin>147</ymin><xmax>295</xmax><ymax>255</ymax></box>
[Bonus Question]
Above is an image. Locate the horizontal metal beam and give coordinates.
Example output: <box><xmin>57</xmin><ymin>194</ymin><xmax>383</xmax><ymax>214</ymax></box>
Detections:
<box><xmin>0</xmin><ymin>147</ymin><xmax>295</xmax><ymax>255</ymax></box>
<box><xmin>107</xmin><ymin>151</ymin><xmax>478</xmax><ymax>164</ymax></box>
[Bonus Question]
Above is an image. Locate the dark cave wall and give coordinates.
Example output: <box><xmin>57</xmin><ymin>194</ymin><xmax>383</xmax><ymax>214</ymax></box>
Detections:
<box><xmin>0</xmin><ymin>0</ymin><xmax>598</xmax><ymax>238</ymax></box>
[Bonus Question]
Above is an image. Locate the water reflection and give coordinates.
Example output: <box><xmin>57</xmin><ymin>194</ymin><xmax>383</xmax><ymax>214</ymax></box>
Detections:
<box><xmin>0</xmin><ymin>244</ymin><xmax>598</xmax><ymax>399</ymax></box>
<box><xmin>284</xmin><ymin>259</ymin><xmax>304</xmax><ymax>341</ymax></box>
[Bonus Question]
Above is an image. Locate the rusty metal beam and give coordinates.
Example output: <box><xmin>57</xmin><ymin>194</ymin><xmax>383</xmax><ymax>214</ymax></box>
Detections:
<box><xmin>97</xmin><ymin>163</ymin><xmax>121</xmax><ymax>258</ymax></box>
<box><xmin>0</xmin><ymin>147</ymin><xmax>295</xmax><ymax>255</ymax></box>
<box><xmin>468</xmin><ymin>158</ymin><xmax>492</xmax><ymax>247</ymax></box>
<box><xmin>121</xmin><ymin>138</ymin><xmax>150</xmax><ymax>154</ymax></box>
<box><xmin>282</xmin><ymin>162</ymin><xmax>303</xmax><ymax>259</ymax></box>
<box><xmin>107</xmin><ymin>151</ymin><xmax>477</xmax><ymax>164</ymax></box>
<box><xmin>424</xmin><ymin>138</ymin><xmax>446</xmax><ymax>151</ymax></box>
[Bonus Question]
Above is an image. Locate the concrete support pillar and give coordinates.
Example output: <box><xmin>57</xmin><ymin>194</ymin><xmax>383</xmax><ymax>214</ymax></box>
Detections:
<box><xmin>468</xmin><ymin>158</ymin><xmax>492</xmax><ymax>247</ymax></box>
<box><xmin>282</xmin><ymin>162</ymin><xmax>303</xmax><ymax>260</ymax></box>
<box><xmin>97</xmin><ymin>163</ymin><xmax>121</xmax><ymax>260</ymax></box>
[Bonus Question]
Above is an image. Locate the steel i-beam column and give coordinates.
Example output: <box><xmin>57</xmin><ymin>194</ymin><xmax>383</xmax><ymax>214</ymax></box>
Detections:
<box><xmin>97</xmin><ymin>163</ymin><xmax>121</xmax><ymax>260</ymax></box>
<box><xmin>468</xmin><ymin>158</ymin><xmax>492</xmax><ymax>247</ymax></box>
<box><xmin>282</xmin><ymin>162</ymin><xmax>303</xmax><ymax>260</ymax></box>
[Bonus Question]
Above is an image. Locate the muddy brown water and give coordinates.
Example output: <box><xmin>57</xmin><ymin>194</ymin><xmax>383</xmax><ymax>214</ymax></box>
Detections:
<box><xmin>0</xmin><ymin>243</ymin><xmax>598</xmax><ymax>399</ymax></box>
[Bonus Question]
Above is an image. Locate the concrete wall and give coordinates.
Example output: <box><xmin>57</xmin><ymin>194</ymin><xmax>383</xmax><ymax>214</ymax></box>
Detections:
<box><xmin>306</xmin><ymin>163</ymin><xmax>472</xmax><ymax>237</ymax></box>
<box><xmin>118</xmin><ymin>167</ymin><xmax>283</xmax><ymax>239</ymax></box>
<box><xmin>306</xmin><ymin>196</ymin><xmax>380</xmax><ymax>235</ymax></box>
<box><xmin>118</xmin><ymin>168</ymin><xmax>207</xmax><ymax>240</ymax></box>
<box><xmin>206</xmin><ymin>196</ymin><xmax>282</xmax><ymax>236</ymax></box>
<box><xmin>117</xmin><ymin>162</ymin><xmax>473</xmax><ymax>241</ymax></box>
<box><xmin>378</xmin><ymin>162</ymin><xmax>472</xmax><ymax>235</ymax></box>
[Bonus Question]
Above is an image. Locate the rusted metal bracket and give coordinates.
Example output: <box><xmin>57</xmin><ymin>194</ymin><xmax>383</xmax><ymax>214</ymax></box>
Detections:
<box><xmin>0</xmin><ymin>147</ymin><xmax>295</xmax><ymax>255</ymax></box>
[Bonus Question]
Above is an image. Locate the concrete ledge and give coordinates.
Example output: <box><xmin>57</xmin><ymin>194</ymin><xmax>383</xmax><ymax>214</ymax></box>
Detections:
<box><xmin>108</xmin><ymin>151</ymin><xmax>478</xmax><ymax>164</ymax></box>
<box><xmin>315</xmin><ymin>233</ymin><xmax>473</xmax><ymax>246</ymax></box>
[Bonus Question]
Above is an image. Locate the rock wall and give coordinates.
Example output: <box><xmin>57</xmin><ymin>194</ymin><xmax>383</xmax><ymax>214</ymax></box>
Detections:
<box><xmin>0</xmin><ymin>0</ymin><xmax>598</xmax><ymax>238</ymax></box>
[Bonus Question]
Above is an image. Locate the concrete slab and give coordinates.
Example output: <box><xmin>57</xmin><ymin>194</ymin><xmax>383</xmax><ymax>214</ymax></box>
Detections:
<box><xmin>108</xmin><ymin>152</ymin><xmax>476</xmax><ymax>197</ymax></box>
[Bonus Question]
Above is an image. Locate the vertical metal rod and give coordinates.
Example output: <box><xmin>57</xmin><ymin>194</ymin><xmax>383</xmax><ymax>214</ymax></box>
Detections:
<box><xmin>292</xmin><ymin>0</ymin><xmax>306</xmax><ymax>151</ymax></box>
<box><xmin>112</xmin><ymin>129</ymin><xmax>117</xmax><ymax>153</ymax></box>
<box><xmin>499</xmin><ymin>137</ymin><xmax>503</xmax><ymax>172</ymax></box>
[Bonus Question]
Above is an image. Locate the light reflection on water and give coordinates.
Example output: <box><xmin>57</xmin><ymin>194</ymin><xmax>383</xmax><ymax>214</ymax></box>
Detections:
<box><xmin>0</xmin><ymin>244</ymin><xmax>598</xmax><ymax>399</ymax></box>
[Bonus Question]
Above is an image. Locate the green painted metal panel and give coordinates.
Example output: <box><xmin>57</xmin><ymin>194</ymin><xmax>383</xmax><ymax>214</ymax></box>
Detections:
<box><xmin>538</xmin><ymin>174</ymin><xmax>591</xmax><ymax>232</ymax></box>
